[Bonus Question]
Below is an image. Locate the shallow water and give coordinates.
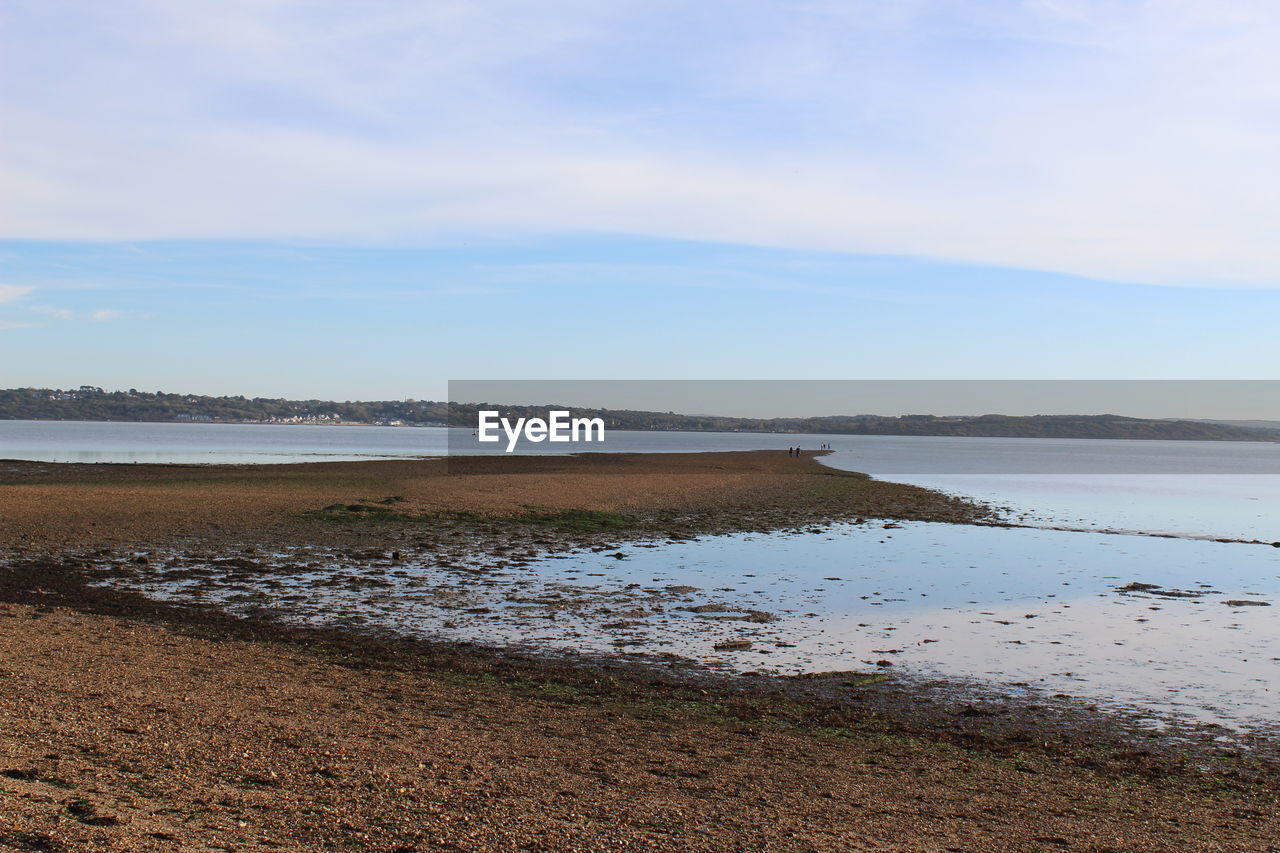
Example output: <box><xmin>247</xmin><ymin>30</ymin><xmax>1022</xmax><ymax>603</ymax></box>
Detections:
<box><xmin>857</xmin><ymin>473</ymin><xmax>1280</xmax><ymax>543</ymax></box>
<box><xmin>102</xmin><ymin>521</ymin><xmax>1280</xmax><ymax>732</ymax></box>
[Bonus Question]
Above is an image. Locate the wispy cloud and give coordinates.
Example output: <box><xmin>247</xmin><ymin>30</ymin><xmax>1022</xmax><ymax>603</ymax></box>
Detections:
<box><xmin>0</xmin><ymin>292</ymin><xmax>129</xmax><ymax>323</ymax></box>
<box><xmin>0</xmin><ymin>284</ymin><xmax>34</xmax><ymax>304</ymax></box>
<box><xmin>3</xmin><ymin>1</ymin><xmax>1280</xmax><ymax>286</ymax></box>
<box><xmin>29</xmin><ymin>304</ymin><xmax>74</xmax><ymax>319</ymax></box>
<box><xmin>0</xmin><ymin>284</ymin><xmax>36</xmax><ymax>328</ymax></box>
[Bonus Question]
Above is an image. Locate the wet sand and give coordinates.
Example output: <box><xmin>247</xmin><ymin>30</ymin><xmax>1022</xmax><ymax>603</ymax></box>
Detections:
<box><xmin>1</xmin><ymin>451</ymin><xmax>1277</xmax><ymax>850</ymax></box>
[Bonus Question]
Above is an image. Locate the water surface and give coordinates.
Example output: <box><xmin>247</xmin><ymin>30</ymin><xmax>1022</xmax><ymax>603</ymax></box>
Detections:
<box><xmin>102</xmin><ymin>521</ymin><xmax>1280</xmax><ymax>732</ymax></box>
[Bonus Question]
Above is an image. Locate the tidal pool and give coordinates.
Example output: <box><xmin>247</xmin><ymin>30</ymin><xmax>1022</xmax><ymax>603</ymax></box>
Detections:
<box><xmin>99</xmin><ymin>521</ymin><xmax>1280</xmax><ymax>732</ymax></box>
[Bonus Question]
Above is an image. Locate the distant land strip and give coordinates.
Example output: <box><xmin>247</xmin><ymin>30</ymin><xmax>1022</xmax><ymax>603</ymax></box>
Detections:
<box><xmin>3</xmin><ymin>386</ymin><xmax>1279</xmax><ymax>442</ymax></box>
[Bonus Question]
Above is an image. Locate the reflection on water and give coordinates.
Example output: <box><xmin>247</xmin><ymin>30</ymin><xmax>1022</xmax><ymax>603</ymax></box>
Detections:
<box><xmin>101</xmin><ymin>521</ymin><xmax>1280</xmax><ymax>731</ymax></box>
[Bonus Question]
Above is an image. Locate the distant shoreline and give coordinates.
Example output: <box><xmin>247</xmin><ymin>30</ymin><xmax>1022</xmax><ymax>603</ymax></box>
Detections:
<box><xmin>8</xmin><ymin>385</ymin><xmax>1280</xmax><ymax>443</ymax></box>
<box><xmin>4</xmin><ymin>413</ymin><xmax>1280</xmax><ymax>442</ymax></box>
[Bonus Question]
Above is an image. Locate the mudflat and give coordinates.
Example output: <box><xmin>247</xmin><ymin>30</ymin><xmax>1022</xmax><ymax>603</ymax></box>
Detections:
<box><xmin>1</xmin><ymin>451</ymin><xmax>1276</xmax><ymax>851</ymax></box>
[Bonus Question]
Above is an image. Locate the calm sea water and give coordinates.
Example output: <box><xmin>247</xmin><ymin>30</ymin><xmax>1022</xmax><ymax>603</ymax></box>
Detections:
<box><xmin>0</xmin><ymin>420</ymin><xmax>448</xmax><ymax>464</ymax></box>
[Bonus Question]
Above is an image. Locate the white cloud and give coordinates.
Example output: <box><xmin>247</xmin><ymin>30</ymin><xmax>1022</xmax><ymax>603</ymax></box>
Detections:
<box><xmin>29</xmin><ymin>304</ymin><xmax>74</xmax><ymax>319</ymax></box>
<box><xmin>0</xmin><ymin>284</ymin><xmax>36</xmax><ymax>329</ymax></box>
<box><xmin>0</xmin><ymin>293</ymin><xmax>127</xmax><ymax>323</ymax></box>
<box><xmin>0</xmin><ymin>284</ymin><xmax>34</xmax><ymax>304</ymax></box>
<box><xmin>3</xmin><ymin>1</ymin><xmax>1280</xmax><ymax>286</ymax></box>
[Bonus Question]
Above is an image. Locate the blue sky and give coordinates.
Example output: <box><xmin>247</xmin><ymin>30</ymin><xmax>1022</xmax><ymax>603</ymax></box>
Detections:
<box><xmin>2</xmin><ymin>1</ymin><xmax>1279</xmax><ymax>403</ymax></box>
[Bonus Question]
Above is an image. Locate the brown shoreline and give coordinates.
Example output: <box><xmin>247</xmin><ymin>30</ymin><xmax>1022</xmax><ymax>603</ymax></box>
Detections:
<box><xmin>0</xmin><ymin>450</ymin><xmax>995</xmax><ymax>550</ymax></box>
<box><xmin>2</xmin><ymin>451</ymin><xmax>1277</xmax><ymax>851</ymax></box>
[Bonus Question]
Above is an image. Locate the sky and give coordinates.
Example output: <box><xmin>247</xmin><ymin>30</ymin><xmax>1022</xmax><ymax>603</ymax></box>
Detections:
<box><xmin>2</xmin><ymin>0</ymin><xmax>1279</xmax><ymax>410</ymax></box>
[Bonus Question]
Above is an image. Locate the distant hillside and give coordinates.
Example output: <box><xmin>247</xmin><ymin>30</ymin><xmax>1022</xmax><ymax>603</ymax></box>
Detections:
<box><xmin>0</xmin><ymin>387</ymin><xmax>450</xmax><ymax>426</ymax></box>
<box><xmin>1182</xmin><ymin>418</ymin><xmax>1280</xmax><ymax>432</ymax></box>
<box><xmin>3</xmin><ymin>387</ymin><xmax>1279</xmax><ymax>442</ymax></box>
<box><xmin>457</xmin><ymin>406</ymin><xmax>1280</xmax><ymax>441</ymax></box>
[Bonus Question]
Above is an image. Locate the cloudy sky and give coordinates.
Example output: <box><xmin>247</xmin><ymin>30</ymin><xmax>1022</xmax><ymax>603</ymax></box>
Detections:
<box><xmin>2</xmin><ymin>0</ymin><xmax>1278</xmax><ymax>401</ymax></box>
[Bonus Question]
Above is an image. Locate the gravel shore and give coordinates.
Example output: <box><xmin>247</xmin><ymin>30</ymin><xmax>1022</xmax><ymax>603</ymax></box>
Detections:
<box><xmin>1</xmin><ymin>451</ymin><xmax>1276</xmax><ymax>851</ymax></box>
